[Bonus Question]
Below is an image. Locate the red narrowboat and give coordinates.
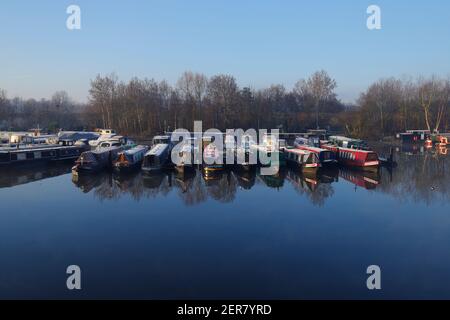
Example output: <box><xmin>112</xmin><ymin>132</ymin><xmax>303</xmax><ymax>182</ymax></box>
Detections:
<box><xmin>321</xmin><ymin>144</ymin><xmax>379</xmax><ymax>171</ymax></box>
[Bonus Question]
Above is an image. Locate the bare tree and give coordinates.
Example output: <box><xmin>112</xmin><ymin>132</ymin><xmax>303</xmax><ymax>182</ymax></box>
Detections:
<box><xmin>417</xmin><ymin>76</ymin><xmax>439</xmax><ymax>132</ymax></box>
<box><xmin>176</xmin><ymin>71</ymin><xmax>208</xmax><ymax>124</ymax></box>
<box><xmin>294</xmin><ymin>70</ymin><xmax>337</xmax><ymax>129</ymax></box>
<box><xmin>434</xmin><ymin>79</ymin><xmax>450</xmax><ymax>132</ymax></box>
<box><xmin>206</xmin><ymin>74</ymin><xmax>239</xmax><ymax>129</ymax></box>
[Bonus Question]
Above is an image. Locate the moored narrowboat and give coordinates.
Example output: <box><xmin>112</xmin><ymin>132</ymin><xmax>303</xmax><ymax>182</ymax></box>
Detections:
<box><xmin>141</xmin><ymin>135</ymin><xmax>173</xmax><ymax>174</ymax></box>
<box><xmin>113</xmin><ymin>145</ymin><xmax>149</xmax><ymax>173</ymax></box>
<box><xmin>327</xmin><ymin>135</ymin><xmax>370</xmax><ymax>150</ymax></box>
<box><xmin>72</xmin><ymin>146</ymin><xmax>124</xmax><ymax>175</ymax></box>
<box><xmin>252</xmin><ymin>134</ymin><xmax>286</xmax><ymax>168</ymax></box>
<box><xmin>235</xmin><ymin>135</ymin><xmax>257</xmax><ymax>171</ymax></box>
<box><xmin>142</xmin><ymin>143</ymin><xmax>172</xmax><ymax>174</ymax></box>
<box><xmin>282</xmin><ymin>147</ymin><xmax>321</xmax><ymax>173</ymax></box>
<box><xmin>397</xmin><ymin>130</ymin><xmax>431</xmax><ymax>144</ymax></box>
<box><xmin>294</xmin><ymin>137</ymin><xmax>337</xmax><ymax>166</ymax></box>
<box><xmin>0</xmin><ymin>141</ymin><xmax>88</xmax><ymax>166</ymax></box>
<box><xmin>321</xmin><ymin>144</ymin><xmax>379</xmax><ymax>171</ymax></box>
<box><xmin>202</xmin><ymin>141</ymin><xmax>224</xmax><ymax>175</ymax></box>
<box><xmin>174</xmin><ymin>143</ymin><xmax>195</xmax><ymax>174</ymax></box>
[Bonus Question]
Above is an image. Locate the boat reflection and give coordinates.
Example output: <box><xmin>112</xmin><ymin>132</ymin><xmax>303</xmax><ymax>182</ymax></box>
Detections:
<box><xmin>437</xmin><ymin>146</ymin><xmax>448</xmax><ymax>156</ymax></box>
<box><xmin>339</xmin><ymin>167</ymin><xmax>381</xmax><ymax>190</ymax></box>
<box><xmin>0</xmin><ymin>162</ymin><xmax>72</xmax><ymax>188</ymax></box>
<box><xmin>234</xmin><ymin>168</ymin><xmax>256</xmax><ymax>190</ymax></box>
<box><xmin>257</xmin><ymin>167</ymin><xmax>286</xmax><ymax>189</ymax></box>
<box><xmin>1</xmin><ymin>148</ymin><xmax>448</xmax><ymax>207</ymax></box>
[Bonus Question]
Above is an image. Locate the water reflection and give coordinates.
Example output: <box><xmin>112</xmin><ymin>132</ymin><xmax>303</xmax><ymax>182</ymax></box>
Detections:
<box><xmin>1</xmin><ymin>147</ymin><xmax>449</xmax><ymax>206</ymax></box>
<box><xmin>0</xmin><ymin>162</ymin><xmax>72</xmax><ymax>188</ymax></box>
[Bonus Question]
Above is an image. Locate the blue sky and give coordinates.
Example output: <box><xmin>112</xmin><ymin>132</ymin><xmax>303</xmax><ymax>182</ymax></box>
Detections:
<box><xmin>0</xmin><ymin>0</ymin><xmax>449</xmax><ymax>103</ymax></box>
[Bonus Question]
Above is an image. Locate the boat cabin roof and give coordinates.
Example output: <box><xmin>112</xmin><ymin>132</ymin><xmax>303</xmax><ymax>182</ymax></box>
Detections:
<box><xmin>298</xmin><ymin>145</ymin><xmax>328</xmax><ymax>153</ymax></box>
<box><xmin>406</xmin><ymin>130</ymin><xmax>431</xmax><ymax>133</ymax></box>
<box><xmin>146</xmin><ymin>143</ymin><xmax>168</xmax><ymax>156</ymax></box>
<box><xmin>329</xmin><ymin>135</ymin><xmax>362</xmax><ymax>142</ymax></box>
<box><xmin>124</xmin><ymin>145</ymin><xmax>148</xmax><ymax>155</ymax></box>
<box><xmin>153</xmin><ymin>135</ymin><xmax>170</xmax><ymax>140</ymax></box>
<box><xmin>91</xmin><ymin>146</ymin><xmax>122</xmax><ymax>154</ymax></box>
<box><xmin>338</xmin><ymin>147</ymin><xmax>376</xmax><ymax>154</ymax></box>
<box><xmin>283</xmin><ymin>147</ymin><xmax>311</xmax><ymax>155</ymax></box>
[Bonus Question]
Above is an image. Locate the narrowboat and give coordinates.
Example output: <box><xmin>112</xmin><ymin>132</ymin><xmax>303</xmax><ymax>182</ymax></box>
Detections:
<box><xmin>113</xmin><ymin>145</ymin><xmax>149</xmax><ymax>173</ymax></box>
<box><xmin>396</xmin><ymin>130</ymin><xmax>431</xmax><ymax>144</ymax></box>
<box><xmin>202</xmin><ymin>140</ymin><xmax>224</xmax><ymax>175</ymax></box>
<box><xmin>282</xmin><ymin>147</ymin><xmax>321</xmax><ymax>173</ymax></box>
<box><xmin>235</xmin><ymin>134</ymin><xmax>257</xmax><ymax>171</ymax></box>
<box><xmin>142</xmin><ymin>142</ymin><xmax>172</xmax><ymax>174</ymax></box>
<box><xmin>252</xmin><ymin>134</ymin><xmax>286</xmax><ymax>168</ymax></box>
<box><xmin>174</xmin><ymin>143</ymin><xmax>195</xmax><ymax>174</ymax></box>
<box><xmin>0</xmin><ymin>146</ymin><xmax>57</xmax><ymax>166</ymax></box>
<box><xmin>327</xmin><ymin>136</ymin><xmax>370</xmax><ymax>150</ymax></box>
<box><xmin>72</xmin><ymin>146</ymin><xmax>125</xmax><ymax>175</ymax></box>
<box><xmin>0</xmin><ymin>141</ymin><xmax>88</xmax><ymax>166</ymax></box>
<box><xmin>294</xmin><ymin>137</ymin><xmax>337</xmax><ymax>166</ymax></box>
<box><xmin>321</xmin><ymin>143</ymin><xmax>380</xmax><ymax>171</ymax></box>
<box><xmin>294</xmin><ymin>136</ymin><xmax>321</xmax><ymax>148</ymax></box>
<box><xmin>53</xmin><ymin>139</ymin><xmax>90</xmax><ymax>161</ymax></box>
<box><xmin>152</xmin><ymin>135</ymin><xmax>172</xmax><ymax>145</ymax></box>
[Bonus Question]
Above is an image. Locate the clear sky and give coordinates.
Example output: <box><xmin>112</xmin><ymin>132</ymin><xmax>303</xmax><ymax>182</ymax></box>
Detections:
<box><xmin>1</xmin><ymin>0</ymin><xmax>449</xmax><ymax>103</ymax></box>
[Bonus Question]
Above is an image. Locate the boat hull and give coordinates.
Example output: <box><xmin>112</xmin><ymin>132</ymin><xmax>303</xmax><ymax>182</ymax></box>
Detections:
<box><xmin>175</xmin><ymin>164</ymin><xmax>194</xmax><ymax>174</ymax></box>
<box><xmin>113</xmin><ymin>161</ymin><xmax>142</xmax><ymax>173</ymax></box>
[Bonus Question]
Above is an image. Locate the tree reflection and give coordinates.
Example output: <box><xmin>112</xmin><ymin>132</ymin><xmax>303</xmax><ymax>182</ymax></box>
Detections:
<box><xmin>285</xmin><ymin>169</ymin><xmax>336</xmax><ymax>207</ymax></box>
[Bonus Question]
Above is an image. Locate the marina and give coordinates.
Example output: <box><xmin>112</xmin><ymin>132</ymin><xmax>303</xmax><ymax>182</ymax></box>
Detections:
<box><xmin>3</xmin><ymin>128</ymin><xmax>450</xmax><ymax>175</ymax></box>
<box><xmin>0</xmin><ymin>142</ymin><xmax>448</xmax><ymax>299</ymax></box>
<box><xmin>1</xmin><ymin>127</ymin><xmax>449</xmax><ymax>300</ymax></box>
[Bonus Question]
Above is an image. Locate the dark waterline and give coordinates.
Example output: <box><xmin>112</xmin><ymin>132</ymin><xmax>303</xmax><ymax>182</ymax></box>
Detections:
<box><xmin>0</xmin><ymin>144</ymin><xmax>449</xmax><ymax>299</ymax></box>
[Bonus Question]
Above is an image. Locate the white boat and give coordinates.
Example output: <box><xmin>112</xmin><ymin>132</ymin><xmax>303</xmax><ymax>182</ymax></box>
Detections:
<box><xmin>95</xmin><ymin>136</ymin><xmax>135</xmax><ymax>150</ymax></box>
<box><xmin>88</xmin><ymin>129</ymin><xmax>120</xmax><ymax>147</ymax></box>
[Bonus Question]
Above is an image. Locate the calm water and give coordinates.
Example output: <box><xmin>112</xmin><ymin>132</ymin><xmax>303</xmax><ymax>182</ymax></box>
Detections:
<box><xmin>0</xmin><ymin>144</ymin><xmax>449</xmax><ymax>299</ymax></box>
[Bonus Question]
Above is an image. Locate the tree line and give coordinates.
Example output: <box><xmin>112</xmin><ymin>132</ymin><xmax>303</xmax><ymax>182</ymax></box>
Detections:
<box><xmin>0</xmin><ymin>89</ymin><xmax>82</xmax><ymax>132</ymax></box>
<box><xmin>1</xmin><ymin>71</ymin><xmax>448</xmax><ymax>139</ymax></box>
